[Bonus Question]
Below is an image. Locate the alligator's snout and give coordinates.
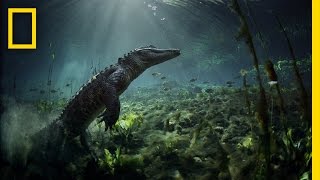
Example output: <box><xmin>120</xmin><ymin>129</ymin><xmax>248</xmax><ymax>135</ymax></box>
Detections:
<box><xmin>163</xmin><ymin>48</ymin><xmax>181</xmax><ymax>59</ymax></box>
<box><xmin>171</xmin><ymin>49</ymin><xmax>181</xmax><ymax>56</ymax></box>
<box><xmin>153</xmin><ymin>48</ymin><xmax>181</xmax><ymax>65</ymax></box>
<box><xmin>132</xmin><ymin>46</ymin><xmax>180</xmax><ymax>67</ymax></box>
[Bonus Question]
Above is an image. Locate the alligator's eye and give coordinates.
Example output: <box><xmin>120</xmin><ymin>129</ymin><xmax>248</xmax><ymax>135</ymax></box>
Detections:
<box><xmin>150</xmin><ymin>49</ymin><xmax>162</xmax><ymax>53</ymax></box>
<box><xmin>136</xmin><ymin>50</ymin><xmax>145</xmax><ymax>55</ymax></box>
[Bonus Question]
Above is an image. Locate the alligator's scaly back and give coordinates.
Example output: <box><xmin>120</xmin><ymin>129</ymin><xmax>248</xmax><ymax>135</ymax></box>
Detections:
<box><xmin>29</xmin><ymin>45</ymin><xmax>180</xmax><ymax>162</ymax></box>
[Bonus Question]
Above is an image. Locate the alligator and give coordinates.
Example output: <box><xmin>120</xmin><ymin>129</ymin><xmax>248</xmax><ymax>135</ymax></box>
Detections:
<box><xmin>29</xmin><ymin>45</ymin><xmax>180</xmax><ymax>163</ymax></box>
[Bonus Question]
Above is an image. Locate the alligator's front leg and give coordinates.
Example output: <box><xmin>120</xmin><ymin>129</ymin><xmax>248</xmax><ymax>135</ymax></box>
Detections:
<box><xmin>99</xmin><ymin>88</ymin><xmax>120</xmax><ymax>130</ymax></box>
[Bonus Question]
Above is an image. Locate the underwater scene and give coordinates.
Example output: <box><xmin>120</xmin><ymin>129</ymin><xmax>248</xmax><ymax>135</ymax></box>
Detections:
<box><xmin>0</xmin><ymin>0</ymin><xmax>312</xmax><ymax>179</ymax></box>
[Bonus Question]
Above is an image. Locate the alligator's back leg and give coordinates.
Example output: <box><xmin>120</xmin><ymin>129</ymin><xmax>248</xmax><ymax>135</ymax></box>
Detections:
<box><xmin>80</xmin><ymin>130</ymin><xmax>98</xmax><ymax>162</ymax></box>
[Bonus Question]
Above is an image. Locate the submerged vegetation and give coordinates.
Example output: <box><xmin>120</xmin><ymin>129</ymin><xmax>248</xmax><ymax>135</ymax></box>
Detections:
<box><xmin>1</xmin><ymin>80</ymin><xmax>311</xmax><ymax>179</ymax></box>
<box><xmin>0</xmin><ymin>0</ymin><xmax>311</xmax><ymax>180</ymax></box>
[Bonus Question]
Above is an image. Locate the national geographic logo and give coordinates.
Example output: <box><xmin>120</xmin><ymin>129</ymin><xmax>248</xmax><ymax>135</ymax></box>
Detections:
<box><xmin>8</xmin><ymin>8</ymin><xmax>36</xmax><ymax>49</ymax></box>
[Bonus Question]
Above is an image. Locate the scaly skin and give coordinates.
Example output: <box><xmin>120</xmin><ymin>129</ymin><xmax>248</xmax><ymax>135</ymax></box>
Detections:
<box><xmin>29</xmin><ymin>45</ymin><xmax>180</xmax><ymax>161</ymax></box>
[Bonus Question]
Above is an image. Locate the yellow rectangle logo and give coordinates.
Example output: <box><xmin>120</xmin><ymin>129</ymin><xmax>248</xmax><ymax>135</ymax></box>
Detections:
<box><xmin>8</xmin><ymin>8</ymin><xmax>36</xmax><ymax>49</ymax></box>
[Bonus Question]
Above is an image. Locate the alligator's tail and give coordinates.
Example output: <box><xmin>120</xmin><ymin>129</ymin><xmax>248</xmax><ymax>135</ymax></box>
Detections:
<box><xmin>27</xmin><ymin>118</ymin><xmax>66</xmax><ymax>165</ymax></box>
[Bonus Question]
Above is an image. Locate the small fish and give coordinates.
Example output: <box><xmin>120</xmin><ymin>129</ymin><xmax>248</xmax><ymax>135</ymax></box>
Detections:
<box><xmin>226</xmin><ymin>81</ymin><xmax>235</xmax><ymax>85</ymax></box>
<box><xmin>152</xmin><ymin>72</ymin><xmax>162</xmax><ymax>76</ymax></box>
<box><xmin>268</xmin><ymin>81</ymin><xmax>278</xmax><ymax>86</ymax></box>
<box><xmin>189</xmin><ymin>78</ymin><xmax>197</xmax><ymax>82</ymax></box>
<box><xmin>50</xmin><ymin>90</ymin><xmax>58</xmax><ymax>93</ymax></box>
<box><xmin>162</xmin><ymin>81</ymin><xmax>169</xmax><ymax>86</ymax></box>
<box><xmin>29</xmin><ymin>88</ymin><xmax>38</xmax><ymax>92</ymax></box>
<box><xmin>160</xmin><ymin>17</ymin><xmax>166</xmax><ymax>21</ymax></box>
<box><xmin>66</xmin><ymin>83</ymin><xmax>71</xmax><ymax>87</ymax></box>
<box><xmin>203</xmin><ymin>81</ymin><xmax>210</xmax><ymax>84</ymax></box>
<box><xmin>161</xmin><ymin>76</ymin><xmax>166</xmax><ymax>80</ymax></box>
<box><xmin>163</xmin><ymin>87</ymin><xmax>170</xmax><ymax>91</ymax></box>
<box><xmin>40</xmin><ymin>90</ymin><xmax>45</xmax><ymax>94</ymax></box>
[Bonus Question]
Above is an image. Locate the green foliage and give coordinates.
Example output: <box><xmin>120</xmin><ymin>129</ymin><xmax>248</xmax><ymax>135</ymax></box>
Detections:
<box><xmin>245</xmin><ymin>56</ymin><xmax>311</xmax><ymax>83</ymax></box>
<box><xmin>275</xmin><ymin>57</ymin><xmax>311</xmax><ymax>81</ymax></box>
<box><xmin>118</xmin><ymin>154</ymin><xmax>144</xmax><ymax>168</ymax></box>
<box><xmin>177</xmin><ymin>88</ymin><xmax>192</xmax><ymax>98</ymax></box>
<box><xmin>300</xmin><ymin>171</ymin><xmax>311</xmax><ymax>180</ymax></box>
<box><xmin>111</xmin><ymin>112</ymin><xmax>144</xmax><ymax>147</ymax></box>
<box><xmin>274</xmin><ymin>127</ymin><xmax>312</xmax><ymax>179</ymax></box>
<box><xmin>115</xmin><ymin>112</ymin><xmax>143</xmax><ymax>131</ymax></box>
<box><xmin>34</xmin><ymin>100</ymin><xmax>54</xmax><ymax>113</ymax></box>
<box><xmin>144</xmin><ymin>132</ymin><xmax>189</xmax><ymax>156</ymax></box>
<box><xmin>33</xmin><ymin>98</ymin><xmax>67</xmax><ymax>113</ymax></box>
<box><xmin>98</xmin><ymin>147</ymin><xmax>144</xmax><ymax>175</ymax></box>
<box><xmin>98</xmin><ymin>148</ymin><xmax>121</xmax><ymax>174</ymax></box>
<box><xmin>237</xmin><ymin>135</ymin><xmax>254</xmax><ymax>149</ymax></box>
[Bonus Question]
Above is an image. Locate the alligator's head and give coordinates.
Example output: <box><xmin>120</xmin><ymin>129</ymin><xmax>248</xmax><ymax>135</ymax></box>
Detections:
<box><xmin>121</xmin><ymin>45</ymin><xmax>181</xmax><ymax>69</ymax></box>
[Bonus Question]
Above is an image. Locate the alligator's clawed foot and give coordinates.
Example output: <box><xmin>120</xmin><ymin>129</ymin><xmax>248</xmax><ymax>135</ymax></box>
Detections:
<box><xmin>98</xmin><ymin>110</ymin><xmax>117</xmax><ymax>131</ymax></box>
<box><xmin>97</xmin><ymin>116</ymin><xmax>112</xmax><ymax>131</ymax></box>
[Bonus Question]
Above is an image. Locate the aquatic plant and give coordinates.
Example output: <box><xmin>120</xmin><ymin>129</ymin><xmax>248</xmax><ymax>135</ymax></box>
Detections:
<box><xmin>237</xmin><ymin>135</ymin><xmax>253</xmax><ymax>150</ymax></box>
<box><xmin>275</xmin><ymin>15</ymin><xmax>310</xmax><ymax>126</ymax></box>
<box><xmin>263</xmin><ymin>60</ymin><xmax>303</xmax><ymax>176</ymax></box>
<box><xmin>33</xmin><ymin>99</ymin><xmax>67</xmax><ymax>114</ymax></box>
<box><xmin>244</xmin><ymin>0</ymin><xmax>270</xmax><ymax>56</ymax></box>
<box><xmin>230</xmin><ymin>0</ymin><xmax>271</xmax><ymax>178</ymax></box>
<box><xmin>5</xmin><ymin>82</ymin><xmax>309</xmax><ymax>179</ymax></box>
<box><xmin>115</xmin><ymin>112</ymin><xmax>143</xmax><ymax>131</ymax></box>
<box><xmin>99</xmin><ymin>148</ymin><xmax>146</xmax><ymax>177</ymax></box>
<box><xmin>240</xmin><ymin>69</ymin><xmax>251</xmax><ymax>114</ymax></box>
<box><xmin>98</xmin><ymin>148</ymin><xmax>121</xmax><ymax>174</ymax></box>
<box><xmin>46</xmin><ymin>43</ymin><xmax>56</xmax><ymax>102</ymax></box>
<box><xmin>245</xmin><ymin>57</ymin><xmax>311</xmax><ymax>84</ymax></box>
<box><xmin>265</xmin><ymin>60</ymin><xmax>286</xmax><ymax>128</ymax></box>
<box><xmin>111</xmin><ymin>112</ymin><xmax>144</xmax><ymax>148</ymax></box>
<box><xmin>34</xmin><ymin>100</ymin><xmax>54</xmax><ymax>113</ymax></box>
